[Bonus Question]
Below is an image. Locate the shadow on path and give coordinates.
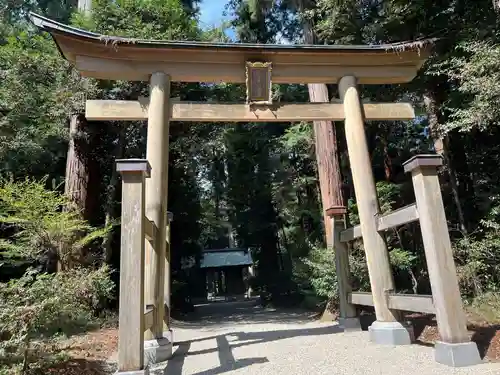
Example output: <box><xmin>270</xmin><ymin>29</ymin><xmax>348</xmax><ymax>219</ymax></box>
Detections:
<box><xmin>164</xmin><ymin>301</ymin><xmax>341</xmax><ymax>374</ymax></box>
<box><xmin>176</xmin><ymin>324</ymin><xmax>343</xmax><ymax>358</ymax></box>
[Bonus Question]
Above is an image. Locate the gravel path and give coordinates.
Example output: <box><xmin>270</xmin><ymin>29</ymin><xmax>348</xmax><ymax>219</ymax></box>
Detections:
<box><xmin>151</xmin><ymin>300</ymin><xmax>500</xmax><ymax>375</ymax></box>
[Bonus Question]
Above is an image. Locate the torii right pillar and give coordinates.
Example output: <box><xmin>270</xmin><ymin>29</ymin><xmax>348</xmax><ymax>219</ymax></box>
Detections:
<box><xmin>339</xmin><ymin>75</ymin><xmax>413</xmax><ymax>345</ymax></box>
<box><xmin>404</xmin><ymin>155</ymin><xmax>481</xmax><ymax>367</ymax></box>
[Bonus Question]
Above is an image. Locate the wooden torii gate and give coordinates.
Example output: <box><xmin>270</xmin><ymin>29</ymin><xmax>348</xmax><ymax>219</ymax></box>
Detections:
<box><xmin>31</xmin><ymin>13</ymin><xmax>481</xmax><ymax>374</ymax></box>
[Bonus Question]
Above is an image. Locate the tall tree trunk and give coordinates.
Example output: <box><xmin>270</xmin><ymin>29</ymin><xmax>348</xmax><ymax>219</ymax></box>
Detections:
<box><xmin>423</xmin><ymin>82</ymin><xmax>467</xmax><ymax>234</ymax></box>
<box><xmin>62</xmin><ymin>113</ymin><xmax>101</xmax><ymax>270</ymax></box>
<box><xmin>301</xmin><ymin>3</ymin><xmax>345</xmax><ymax>321</ymax></box>
<box><xmin>303</xmin><ymin>27</ymin><xmax>344</xmax><ymax>247</ymax></box>
<box><xmin>64</xmin><ymin>114</ymin><xmax>89</xmax><ymax>216</ymax></box>
<box><xmin>381</xmin><ymin>135</ymin><xmax>393</xmax><ymax>181</ymax></box>
<box><xmin>308</xmin><ymin>84</ymin><xmax>344</xmax><ymax>246</ymax></box>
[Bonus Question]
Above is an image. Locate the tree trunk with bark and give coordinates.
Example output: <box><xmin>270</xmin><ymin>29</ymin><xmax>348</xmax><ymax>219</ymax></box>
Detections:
<box><xmin>308</xmin><ymin>84</ymin><xmax>344</xmax><ymax>247</ymax></box>
<box><xmin>303</xmin><ymin>17</ymin><xmax>344</xmax><ymax>247</ymax></box>
<box><xmin>300</xmin><ymin>5</ymin><xmax>345</xmax><ymax>321</ymax></box>
<box><xmin>62</xmin><ymin>114</ymin><xmax>101</xmax><ymax>270</ymax></box>
<box><xmin>64</xmin><ymin>114</ymin><xmax>90</xmax><ymax>215</ymax></box>
<box><xmin>423</xmin><ymin>79</ymin><xmax>468</xmax><ymax>234</ymax></box>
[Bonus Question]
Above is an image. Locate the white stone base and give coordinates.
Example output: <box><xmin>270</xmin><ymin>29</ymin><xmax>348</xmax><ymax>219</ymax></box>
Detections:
<box><xmin>369</xmin><ymin>321</ymin><xmax>414</xmax><ymax>345</ymax></box>
<box><xmin>144</xmin><ymin>332</ymin><xmax>173</xmax><ymax>365</ymax></box>
<box><xmin>435</xmin><ymin>341</ymin><xmax>482</xmax><ymax>367</ymax></box>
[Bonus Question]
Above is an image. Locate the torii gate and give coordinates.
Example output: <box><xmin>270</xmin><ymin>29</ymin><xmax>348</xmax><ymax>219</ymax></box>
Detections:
<box><xmin>31</xmin><ymin>12</ymin><xmax>481</xmax><ymax>374</ymax></box>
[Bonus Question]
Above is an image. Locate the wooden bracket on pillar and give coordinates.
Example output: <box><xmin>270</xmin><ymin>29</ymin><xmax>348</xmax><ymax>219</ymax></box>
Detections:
<box><xmin>403</xmin><ymin>154</ymin><xmax>443</xmax><ymax>173</ymax></box>
<box><xmin>116</xmin><ymin>158</ymin><xmax>151</xmax><ymax>177</ymax></box>
<box><xmin>116</xmin><ymin>158</ymin><xmax>150</xmax><ymax>372</ymax></box>
<box><xmin>325</xmin><ymin>206</ymin><xmax>347</xmax><ymax>217</ymax></box>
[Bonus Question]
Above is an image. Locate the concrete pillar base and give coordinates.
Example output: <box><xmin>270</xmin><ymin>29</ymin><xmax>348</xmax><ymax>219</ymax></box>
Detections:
<box><xmin>435</xmin><ymin>341</ymin><xmax>482</xmax><ymax>367</ymax></box>
<box><xmin>115</xmin><ymin>367</ymin><xmax>149</xmax><ymax>375</ymax></box>
<box><xmin>144</xmin><ymin>334</ymin><xmax>173</xmax><ymax>365</ymax></box>
<box><xmin>369</xmin><ymin>321</ymin><xmax>414</xmax><ymax>345</ymax></box>
<box><xmin>339</xmin><ymin>317</ymin><xmax>362</xmax><ymax>332</ymax></box>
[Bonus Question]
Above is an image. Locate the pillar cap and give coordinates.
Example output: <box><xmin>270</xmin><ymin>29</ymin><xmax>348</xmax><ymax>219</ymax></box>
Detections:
<box><xmin>326</xmin><ymin>206</ymin><xmax>347</xmax><ymax>217</ymax></box>
<box><xmin>403</xmin><ymin>154</ymin><xmax>442</xmax><ymax>173</ymax></box>
<box><xmin>116</xmin><ymin>158</ymin><xmax>151</xmax><ymax>177</ymax></box>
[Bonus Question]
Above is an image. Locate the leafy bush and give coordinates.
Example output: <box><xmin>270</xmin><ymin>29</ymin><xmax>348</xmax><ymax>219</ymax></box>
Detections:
<box><xmin>0</xmin><ymin>266</ymin><xmax>114</xmax><ymax>374</ymax></box>
<box><xmin>467</xmin><ymin>292</ymin><xmax>500</xmax><ymax>323</ymax></box>
<box><xmin>0</xmin><ymin>177</ymin><xmax>110</xmax><ymax>271</ymax></box>
<box><xmin>0</xmin><ymin>178</ymin><xmax>115</xmax><ymax>374</ymax></box>
<box><xmin>302</xmin><ymin>246</ymin><xmax>338</xmax><ymax>301</ymax></box>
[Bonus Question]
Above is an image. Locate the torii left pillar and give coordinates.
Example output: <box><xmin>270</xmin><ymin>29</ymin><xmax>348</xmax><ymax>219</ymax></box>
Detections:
<box><xmin>339</xmin><ymin>75</ymin><xmax>413</xmax><ymax>345</ymax></box>
<box><xmin>143</xmin><ymin>72</ymin><xmax>172</xmax><ymax>364</ymax></box>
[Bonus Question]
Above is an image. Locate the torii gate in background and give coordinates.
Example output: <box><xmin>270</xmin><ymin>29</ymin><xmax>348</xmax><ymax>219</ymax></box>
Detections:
<box><xmin>31</xmin><ymin>12</ymin><xmax>481</xmax><ymax>374</ymax></box>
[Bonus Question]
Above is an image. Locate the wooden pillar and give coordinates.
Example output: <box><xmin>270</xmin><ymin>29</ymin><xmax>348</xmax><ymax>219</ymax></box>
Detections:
<box><xmin>404</xmin><ymin>155</ymin><xmax>480</xmax><ymax>366</ymax></box>
<box><xmin>338</xmin><ymin>76</ymin><xmax>400</xmax><ymax>324</ymax></box>
<box><xmin>164</xmin><ymin>211</ymin><xmax>173</xmax><ymax>329</ymax></box>
<box><xmin>116</xmin><ymin>159</ymin><xmax>150</xmax><ymax>372</ymax></box>
<box><xmin>144</xmin><ymin>72</ymin><xmax>170</xmax><ymax>340</ymax></box>
<box><xmin>326</xmin><ymin>206</ymin><xmax>360</xmax><ymax>330</ymax></box>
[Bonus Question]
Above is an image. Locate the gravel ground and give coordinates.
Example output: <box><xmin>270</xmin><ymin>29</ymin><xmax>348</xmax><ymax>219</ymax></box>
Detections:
<box><xmin>150</xmin><ymin>300</ymin><xmax>500</xmax><ymax>375</ymax></box>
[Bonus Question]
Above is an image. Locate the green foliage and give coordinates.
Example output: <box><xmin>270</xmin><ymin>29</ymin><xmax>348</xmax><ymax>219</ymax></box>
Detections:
<box><xmin>0</xmin><ymin>178</ymin><xmax>111</xmax><ymax>270</ymax></box>
<box><xmin>467</xmin><ymin>292</ymin><xmax>500</xmax><ymax>323</ymax></box>
<box><xmin>453</xmin><ymin>198</ymin><xmax>500</xmax><ymax>297</ymax></box>
<box><xmin>438</xmin><ymin>41</ymin><xmax>500</xmax><ymax>133</ymax></box>
<box><xmin>0</xmin><ymin>266</ymin><xmax>114</xmax><ymax>374</ymax></box>
<box><xmin>73</xmin><ymin>0</ymin><xmax>200</xmax><ymax>40</ymax></box>
<box><xmin>302</xmin><ymin>246</ymin><xmax>338</xmax><ymax>300</ymax></box>
<box><xmin>0</xmin><ymin>30</ymin><xmax>96</xmax><ymax>178</ymax></box>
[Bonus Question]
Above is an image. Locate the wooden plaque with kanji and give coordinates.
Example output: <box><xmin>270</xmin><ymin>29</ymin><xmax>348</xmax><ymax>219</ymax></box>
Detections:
<box><xmin>246</xmin><ymin>61</ymin><xmax>272</xmax><ymax>105</ymax></box>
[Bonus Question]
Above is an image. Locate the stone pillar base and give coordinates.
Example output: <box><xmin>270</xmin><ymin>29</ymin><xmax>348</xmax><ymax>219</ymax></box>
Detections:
<box><xmin>115</xmin><ymin>367</ymin><xmax>149</xmax><ymax>375</ymax></box>
<box><xmin>144</xmin><ymin>333</ymin><xmax>173</xmax><ymax>365</ymax></box>
<box><xmin>435</xmin><ymin>341</ymin><xmax>482</xmax><ymax>367</ymax></box>
<box><xmin>339</xmin><ymin>317</ymin><xmax>362</xmax><ymax>332</ymax></box>
<box><xmin>369</xmin><ymin>321</ymin><xmax>414</xmax><ymax>345</ymax></box>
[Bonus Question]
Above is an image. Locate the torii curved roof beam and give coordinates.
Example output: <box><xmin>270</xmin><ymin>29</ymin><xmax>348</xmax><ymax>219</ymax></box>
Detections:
<box><xmin>30</xmin><ymin>12</ymin><xmax>432</xmax><ymax>84</ymax></box>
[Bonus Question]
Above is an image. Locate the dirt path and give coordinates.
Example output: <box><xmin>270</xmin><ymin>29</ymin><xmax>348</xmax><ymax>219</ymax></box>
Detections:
<box><xmin>49</xmin><ymin>300</ymin><xmax>500</xmax><ymax>375</ymax></box>
<box><xmin>149</xmin><ymin>300</ymin><xmax>500</xmax><ymax>375</ymax></box>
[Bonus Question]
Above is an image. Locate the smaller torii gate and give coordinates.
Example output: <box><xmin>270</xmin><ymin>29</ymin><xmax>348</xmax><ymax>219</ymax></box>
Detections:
<box><xmin>31</xmin><ymin>13</ymin><xmax>481</xmax><ymax>374</ymax></box>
